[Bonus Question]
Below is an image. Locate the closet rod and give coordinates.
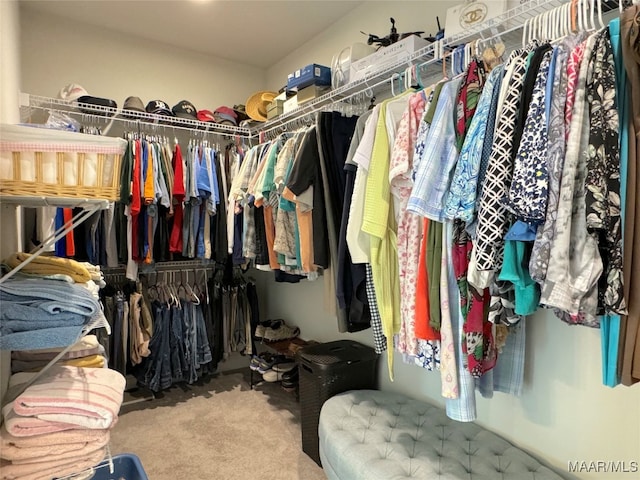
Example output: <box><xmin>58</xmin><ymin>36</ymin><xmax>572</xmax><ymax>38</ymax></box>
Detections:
<box><xmin>102</xmin><ymin>260</ymin><xmax>217</xmax><ymax>276</ymax></box>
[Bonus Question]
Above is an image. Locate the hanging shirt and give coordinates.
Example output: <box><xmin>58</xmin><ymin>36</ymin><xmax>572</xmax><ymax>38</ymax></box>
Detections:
<box><xmin>412</xmin><ymin>81</ymin><xmax>445</xmax><ymax>179</ymax></box>
<box><xmin>443</xmin><ymin>65</ymin><xmax>505</xmax><ymax>222</ymax></box>
<box><xmin>170</xmin><ymin>144</ymin><xmax>185</xmax><ymax>254</ymax></box>
<box><xmin>585</xmin><ymin>28</ymin><xmax>626</xmax><ymax>316</ymax></box>
<box><xmin>504</xmin><ymin>49</ymin><xmax>554</xmax><ymax>223</ymax></box>
<box><xmin>468</xmin><ymin>47</ymin><xmax>530</xmax><ymax>289</ymax></box>
<box><xmin>362</xmin><ymin>93</ymin><xmax>411</xmax><ymax>380</ymax></box>
<box><xmin>346</xmin><ymin>105</ymin><xmax>382</xmax><ymax>264</ymax></box>
<box><xmin>143</xmin><ymin>140</ymin><xmax>155</xmax><ymax>205</ymax></box>
<box><xmin>407</xmin><ymin>77</ymin><xmax>463</xmax><ymax>221</ymax></box>
<box><xmin>529</xmin><ymin>36</ymin><xmax>578</xmax><ymax>284</ymax></box>
<box><xmin>540</xmin><ymin>32</ymin><xmax>603</xmax><ymax>325</ymax></box>
<box><xmin>389</xmin><ymin>91</ymin><xmax>426</xmax><ymax>357</ymax></box>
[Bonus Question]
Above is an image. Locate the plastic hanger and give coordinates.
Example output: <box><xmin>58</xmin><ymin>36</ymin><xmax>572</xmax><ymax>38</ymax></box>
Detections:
<box><xmin>442</xmin><ymin>50</ymin><xmax>449</xmax><ymax>78</ymax></box>
<box><xmin>564</xmin><ymin>2</ymin><xmax>571</xmax><ymax>37</ymax></box>
<box><xmin>414</xmin><ymin>65</ymin><xmax>423</xmax><ymax>89</ymax></box>
<box><xmin>596</xmin><ymin>0</ymin><xmax>604</xmax><ymax>28</ymax></box>
<box><xmin>522</xmin><ymin>16</ymin><xmax>530</xmax><ymax>47</ymax></box>
<box><xmin>403</xmin><ymin>65</ymin><xmax>411</xmax><ymax>91</ymax></box>
<box><xmin>577</xmin><ymin>0</ymin><xmax>584</xmax><ymax>32</ymax></box>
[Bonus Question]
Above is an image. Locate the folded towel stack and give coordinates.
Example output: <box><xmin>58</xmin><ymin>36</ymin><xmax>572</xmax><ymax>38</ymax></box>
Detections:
<box><xmin>0</xmin><ymin>366</ymin><xmax>126</xmax><ymax>480</ymax></box>
<box><xmin>11</xmin><ymin>335</ymin><xmax>106</xmax><ymax>374</ymax></box>
<box><xmin>0</xmin><ymin>277</ymin><xmax>109</xmax><ymax>351</ymax></box>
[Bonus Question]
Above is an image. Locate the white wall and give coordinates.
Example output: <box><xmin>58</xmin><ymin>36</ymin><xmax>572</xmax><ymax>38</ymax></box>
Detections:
<box><xmin>255</xmin><ymin>271</ymin><xmax>640</xmax><ymax>479</ymax></box>
<box><xmin>0</xmin><ymin>0</ymin><xmax>23</xmax><ymax>403</ymax></box>
<box><xmin>20</xmin><ymin>7</ymin><xmax>266</xmax><ymax>115</ymax></box>
<box><xmin>266</xmin><ymin>1</ymin><xmax>452</xmax><ymax>90</ymax></box>
<box><xmin>257</xmin><ymin>1</ymin><xmax>640</xmax><ymax>478</ymax></box>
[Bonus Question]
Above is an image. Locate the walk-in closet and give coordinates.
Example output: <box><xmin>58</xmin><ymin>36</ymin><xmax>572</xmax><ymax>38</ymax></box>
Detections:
<box><xmin>1</xmin><ymin>1</ymin><xmax>639</xmax><ymax>479</ymax></box>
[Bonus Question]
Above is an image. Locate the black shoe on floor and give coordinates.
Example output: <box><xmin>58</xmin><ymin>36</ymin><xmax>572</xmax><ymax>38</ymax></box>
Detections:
<box><xmin>281</xmin><ymin>366</ymin><xmax>299</xmax><ymax>390</ymax></box>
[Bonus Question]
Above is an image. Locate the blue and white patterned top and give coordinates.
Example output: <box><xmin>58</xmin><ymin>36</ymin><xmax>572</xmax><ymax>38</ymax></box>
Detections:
<box><xmin>407</xmin><ymin>77</ymin><xmax>463</xmax><ymax>221</ymax></box>
<box><xmin>442</xmin><ymin>65</ymin><xmax>505</xmax><ymax>222</ymax></box>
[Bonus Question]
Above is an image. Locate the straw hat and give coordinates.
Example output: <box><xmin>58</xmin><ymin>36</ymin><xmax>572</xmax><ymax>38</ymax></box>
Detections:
<box><xmin>245</xmin><ymin>91</ymin><xmax>277</xmax><ymax>122</ymax></box>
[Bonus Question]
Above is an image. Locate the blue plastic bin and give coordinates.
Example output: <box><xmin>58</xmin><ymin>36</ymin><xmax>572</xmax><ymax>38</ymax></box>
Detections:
<box><xmin>90</xmin><ymin>454</ymin><xmax>148</xmax><ymax>480</ymax></box>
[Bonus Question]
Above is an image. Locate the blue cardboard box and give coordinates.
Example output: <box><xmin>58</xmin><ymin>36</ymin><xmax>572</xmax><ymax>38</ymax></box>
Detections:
<box><xmin>287</xmin><ymin>64</ymin><xmax>331</xmax><ymax>91</ymax></box>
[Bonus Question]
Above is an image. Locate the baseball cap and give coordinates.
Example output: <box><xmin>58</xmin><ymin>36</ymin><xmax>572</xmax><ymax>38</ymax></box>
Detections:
<box><xmin>197</xmin><ymin>110</ymin><xmax>215</xmax><ymax>122</ymax></box>
<box><xmin>58</xmin><ymin>83</ymin><xmax>89</xmax><ymax>101</ymax></box>
<box><xmin>233</xmin><ymin>104</ymin><xmax>250</xmax><ymax>122</ymax></box>
<box><xmin>172</xmin><ymin>100</ymin><xmax>197</xmax><ymax>120</ymax></box>
<box><xmin>214</xmin><ymin>113</ymin><xmax>237</xmax><ymax>126</ymax></box>
<box><xmin>214</xmin><ymin>106</ymin><xmax>237</xmax><ymax>120</ymax></box>
<box><xmin>123</xmin><ymin>96</ymin><xmax>145</xmax><ymax>112</ymax></box>
<box><xmin>146</xmin><ymin>100</ymin><xmax>174</xmax><ymax>116</ymax></box>
<box><xmin>76</xmin><ymin>95</ymin><xmax>117</xmax><ymax>116</ymax></box>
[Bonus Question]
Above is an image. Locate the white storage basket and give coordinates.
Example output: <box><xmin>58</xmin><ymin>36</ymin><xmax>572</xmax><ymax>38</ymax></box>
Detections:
<box><xmin>0</xmin><ymin>124</ymin><xmax>126</xmax><ymax>201</ymax></box>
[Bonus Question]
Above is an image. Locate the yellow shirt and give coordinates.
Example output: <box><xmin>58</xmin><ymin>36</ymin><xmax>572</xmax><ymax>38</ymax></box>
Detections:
<box><xmin>361</xmin><ymin>100</ymin><xmax>399</xmax><ymax>380</ymax></box>
<box><xmin>143</xmin><ymin>143</ymin><xmax>155</xmax><ymax>204</ymax></box>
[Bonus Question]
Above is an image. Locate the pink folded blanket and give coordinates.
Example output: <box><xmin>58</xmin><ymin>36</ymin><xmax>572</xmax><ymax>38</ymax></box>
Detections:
<box><xmin>2</xmin><ymin>366</ymin><xmax>125</xmax><ymax>436</ymax></box>
<box><xmin>0</xmin><ymin>447</ymin><xmax>105</xmax><ymax>480</ymax></box>
<box><xmin>0</xmin><ymin>425</ymin><xmax>109</xmax><ymax>462</ymax></box>
<box><xmin>2</xmin><ymin>407</ymin><xmax>80</xmax><ymax>437</ymax></box>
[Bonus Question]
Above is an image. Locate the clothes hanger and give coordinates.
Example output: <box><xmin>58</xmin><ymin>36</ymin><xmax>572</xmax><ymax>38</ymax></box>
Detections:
<box><xmin>545</xmin><ymin>9</ymin><xmax>553</xmax><ymax>40</ymax></box>
<box><xmin>522</xmin><ymin>16</ymin><xmax>530</xmax><ymax>47</ymax></box>
<box><xmin>563</xmin><ymin>2</ymin><xmax>572</xmax><ymax>37</ymax></box>
<box><xmin>442</xmin><ymin>49</ymin><xmax>449</xmax><ymax>78</ymax></box>
<box><xmin>414</xmin><ymin>65</ymin><xmax>424</xmax><ymax>89</ymax></box>
<box><xmin>576</xmin><ymin>0</ymin><xmax>584</xmax><ymax>32</ymax></box>
<box><xmin>391</xmin><ymin>72</ymin><xmax>399</xmax><ymax>96</ymax></box>
<box><xmin>403</xmin><ymin>65</ymin><xmax>412</xmax><ymax>92</ymax></box>
<box><xmin>596</xmin><ymin>0</ymin><xmax>604</xmax><ymax>28</ymax></box>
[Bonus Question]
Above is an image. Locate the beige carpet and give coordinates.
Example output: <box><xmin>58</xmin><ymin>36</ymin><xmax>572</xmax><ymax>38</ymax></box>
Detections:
<box><xmin>110</xmin><ymin>370</ymin><xmax>327</xmax><ymax>480</ymax></box>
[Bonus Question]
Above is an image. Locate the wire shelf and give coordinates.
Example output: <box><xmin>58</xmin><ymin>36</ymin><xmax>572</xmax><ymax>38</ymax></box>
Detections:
<box><xmin>19</xmin><ymin>93</ymin><xmax>253</xmax><ymax>138</ymax></box>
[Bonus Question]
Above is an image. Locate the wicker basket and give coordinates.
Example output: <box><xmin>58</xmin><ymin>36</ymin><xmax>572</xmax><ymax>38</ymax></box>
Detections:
<box><xmin>0</xmin><ymin>124</ymin><xmax>127</xmax><ymax>201</ymax></box>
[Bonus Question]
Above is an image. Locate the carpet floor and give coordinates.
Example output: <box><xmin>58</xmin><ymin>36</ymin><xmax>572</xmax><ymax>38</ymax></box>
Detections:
<box><xmin>110</xmin><ymin>369</ymin><xmax>327</xmax><ymax>480</ymax></box>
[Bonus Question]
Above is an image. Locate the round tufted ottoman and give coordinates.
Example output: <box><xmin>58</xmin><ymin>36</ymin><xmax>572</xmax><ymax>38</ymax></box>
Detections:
<box><xmin>319</xmin><ymin>390</ymin><xmax>565</xmax><ymax>480</ymax></box>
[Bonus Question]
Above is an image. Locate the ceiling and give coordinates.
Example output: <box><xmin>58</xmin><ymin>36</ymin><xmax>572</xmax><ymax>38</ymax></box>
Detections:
<box><xmin>20</xmin><ymin>0</ymin><xmax>364</xmax><ymax>68</ymax></box>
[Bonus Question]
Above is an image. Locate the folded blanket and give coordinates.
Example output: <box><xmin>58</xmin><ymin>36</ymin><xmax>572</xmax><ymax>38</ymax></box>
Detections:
<box><xmin>12</xmin><ymin>354</ymin><xmax>105</xmax><ymax>373</ymax></box>
<box><xmin>3</xmin><ymin>366</ymin><xmax>126</xmax><ymax>436</ymax></box>
<box><xmin>12</xmin><ymin>335</ymin><xmax>100</xmax><ymax>361</ymax></box>
<box><xmin>2</xmin><ymin>308</ymin><xmax>87</xmax><ymax>331</ymax></box>
<box><xmin>0</xmin><ymin>425</ymin><xmax>109</xmax><ymax>462</ymax></box>
<box><xmin>0</xmin><ymin>424</ymin><xmax>108</xmax><ymax>450</ymax></box>
<box><xmin>0</xmin><ymin>278</ymin><xmax>100</xmax><ymax>317</ymax></box>
<box><xmin>2</xmin><ymin>406</ymin><xmax>85</xmax><ymax>437</ymax></box>
<box><xmin>3</xmin><ymin>253</ymin><xmax>91</xmax><ymax>283</ymax></box>
<box><xmin>0</xmin><ymin>279</ymin><xmax>106</xmax><ymax>350</ymax></box>
<box><xmin>0</xmin><ymin>446</ymin><xmax>105</xmax><ymax>480</ymax></box>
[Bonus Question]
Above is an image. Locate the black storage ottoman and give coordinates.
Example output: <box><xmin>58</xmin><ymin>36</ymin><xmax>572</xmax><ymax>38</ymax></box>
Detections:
<box><xmin>298</xmin><ymin>340</ymin><xmax>378</xmax><ymax>466</ymax></box>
